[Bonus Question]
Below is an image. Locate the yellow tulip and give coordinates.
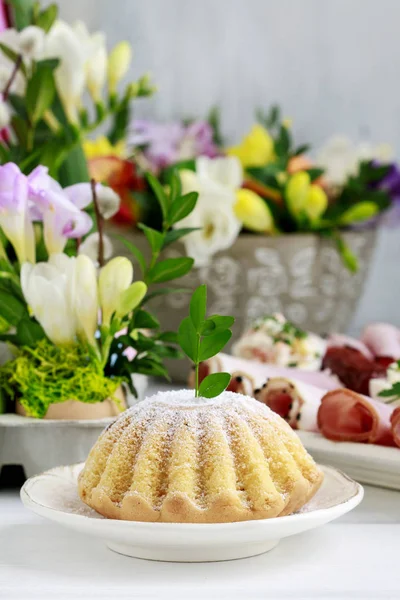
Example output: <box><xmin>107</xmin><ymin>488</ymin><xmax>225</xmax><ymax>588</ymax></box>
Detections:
<box><xmin>227</xmin><ymin>124</ymin><xmax>275</xmax><ymax>168</ymax></box>
<box><xmin>83</xmin><ymin>135</ymin><xmax>126</xmax><ymax>159</ymax></box>
<box><xmin>286</xmin><ymin>171</ymin><xmax>328</xmax><ymax>223</ymax></box>
<box><xmin>306</xmin><ymin>185</ymin><xmax>328</xmax><ymax>222</ymax></box>
<box><xmin>107</xmin><ymin>41</ymin><xmax>132</xmax><ymax>93</ymax></box>
<box><xmin>234</xmin><ymin>189</ymin><xmax>275</xmax><ymax>233</ymax></box>
<box><xmin>99</xmin><ymin>257</ymin><xmax>133</xmax><ymax>326</ymax></box>
<box><xmin>285</xmin><ymin>171</ymin><xmax>310</xmax><ymax>215</ymax></box>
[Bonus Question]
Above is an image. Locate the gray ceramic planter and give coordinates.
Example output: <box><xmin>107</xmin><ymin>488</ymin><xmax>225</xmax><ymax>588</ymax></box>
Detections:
<box><xmin>111</xmin><ymin>227</ymin><xmax>377</xmax><ymax>381</ymax></box>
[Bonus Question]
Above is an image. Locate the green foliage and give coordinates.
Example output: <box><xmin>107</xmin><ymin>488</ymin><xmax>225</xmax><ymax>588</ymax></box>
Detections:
<box><xmin>0</xmin><ymin>338</ymin><xmax>124</xmax><ymax>418</ymax></box>
<box><xmin>378</xmin><ymin>382</ymin><xmax>400</xmax><ymax>402</ymax></box>
<box><xmin>0</xmin><ymin>273</ymin><xmax>46</xmax><ymax>345</ymax></box>
<box><xmin>177</xmin><ymin>284</ymin><xmax>234</xmax><ymax>398</ymax></box>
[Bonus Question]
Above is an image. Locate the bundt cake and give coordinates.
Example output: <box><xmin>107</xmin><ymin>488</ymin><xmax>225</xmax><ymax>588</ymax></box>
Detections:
<box><xmin>78</xmin><ymin>390</ymin><xmax>323</xmax><ymax>523</ymax></box>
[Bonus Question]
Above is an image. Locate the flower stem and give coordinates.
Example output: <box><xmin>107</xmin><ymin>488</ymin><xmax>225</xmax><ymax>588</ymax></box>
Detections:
<box><xmin>2</xmin><ymin>54</ymin><xmax>22</xmax><ymax>101</ymax></box>
<box><xmin>91</xmin><ymin>178</ymin><xmax>105</xmax><ymax>267</ymax></box>
<box><xmin>195</xmin><ymin>333</ymin><xmax>201</xmax><ymax>397</ymax></box>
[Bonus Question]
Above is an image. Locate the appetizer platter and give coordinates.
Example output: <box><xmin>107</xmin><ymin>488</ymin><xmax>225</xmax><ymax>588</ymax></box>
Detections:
<box><xmin>191</xmin><ymin>315</ymin><xmax>400</xmax><ymax>489</ymax></box>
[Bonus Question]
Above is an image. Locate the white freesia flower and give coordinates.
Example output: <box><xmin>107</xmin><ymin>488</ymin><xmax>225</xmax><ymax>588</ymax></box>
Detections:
<box><xmin>18</xmin><ymin>26</ymin><xmax>46</xmax><ymax>61</ymax></box>
<box><xmin>74</xmin><ymin>21</ymin><xmax>107</xmax><ymax>101</ymax></box>
<box><xmin>64</xmin><ymin>182</ymin><xmax>120</xmax><ymax>220</ymax></box>
<box><xmin>107</xmin><ymin>41</ymin><xmax>132</xmax><ymax>93</ymax></box>
<box><xmin>175</xmin><ymin>165</ymin><xmax>241</xmax><ymax>266</ymax></box>
<box><xmin>316</xmin><ymin>135</ymin><xmax>394</xmax><ymax>187</ymax></box>
<box><xmin>0</xmin><ymin>28</ymin><xmax>25</xmax><ymax>95</ymax></box>
<box><xmin>21</xmin><ymin>254</ymin><xmax>77</xmax><ymax>345</ymax></box>
<box><xmin>72</xmin><ymin>254</ymin><xmax>99</xmax><ymax>345</ymax></box>
<box><xmin>43</xmin><ymin>20</ymin><xmax>86</xmax><ymax>122</ymax></box>
<box><xmin>99</xmin><ymin>257</ymin><xmax>133</xmax><ymax>326</ymax></box>
<box><xmin>196</xmin><ymin>156</ymin><xmax>243</xmax><ymax>190</ymax></box>
<box><xmin>0</xmin><ymin>98</ymin><xmax>10</xmax><ymax>128</ymax></box>
<box><xmin>79</xmin><ymin>232</ymin><xmax>113</xmax><ymax>264</ymax></box>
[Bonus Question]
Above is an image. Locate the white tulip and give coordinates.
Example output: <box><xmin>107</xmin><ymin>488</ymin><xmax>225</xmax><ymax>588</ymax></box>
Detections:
<box><xmin>20</xmin><ymin>254</ymin><xmax>77</xmax><ymax>346</ymax></box>
<box><xmin>316</xmin><ymin>135</ymin><xmax>395</xmax><ymax>187</ymax></box>
<box><xmin>43</xmin><ymin>20</ymin><xmax>86</xmax><ymax>122</ymax></box>
<box><xmin>175</xmin><ymin>170</ymin><xmax>241</xmax><ymax>266</ymax></box>
<box><xmin>99</xmin><ymin>257</ymin><xmax>133</xmax><ymax>326</ymax></box>
<box><xmin>72</xmin><ymin>254</ymin><xmax>99</xmax><ymax>345</ymax></box>
<box><xmin>79</xmin><ymin>232</ymin><xmax>113</xmax><ymax>264</ymax></box>
<box><xmin>196</xmin><ymin>156</ymin><xmax>243</xmax><ymax>190</ymax></box>
<box><xmin>73</xmin><ymin>21</ymin><xmax>107</xmax><ymax>101</ymax></box>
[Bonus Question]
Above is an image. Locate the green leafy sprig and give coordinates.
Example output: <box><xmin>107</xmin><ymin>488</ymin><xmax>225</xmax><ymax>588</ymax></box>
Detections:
<box><xmin>178</xmin><ymin>284</ymin><xmax>234</xmax><ymax>399</ymax></box>
<box><xmin>106</xmin><ymin>171</ymin><xmax>199</xmax><ymax>392</ymax></box>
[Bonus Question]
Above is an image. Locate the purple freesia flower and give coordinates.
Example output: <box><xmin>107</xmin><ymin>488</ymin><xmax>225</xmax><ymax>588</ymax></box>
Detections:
<box><xmin>130</xmin><ymin>119</ymin><xmax>219</xmax><ymax>172</ymax></box>
<box><xmin>0</xmin><ymin>163</ymin><xmax>35</xmax><ymax>263</ymax></box>
<box><xmin>370</xmin><ymin>162</ymin><xmax>400</xmax><ymax>227</ymax></box>
<box><xmin>27</xmin><ymin>166</ymin><xmax>93</xmax><ymax>254</ymax></box>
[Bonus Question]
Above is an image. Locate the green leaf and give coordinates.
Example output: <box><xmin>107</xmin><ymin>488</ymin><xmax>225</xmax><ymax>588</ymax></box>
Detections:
<box><xmin>201</xmin><ymin>319</ymin><xmax>216</xmax><ymax>336</ymax></box>
<box><xmin>274</xmin><ymin>124</ymin><xmax>290</xmax><ymax>156</ymax></box>
<box><xmin>378</xmin><ymin>382</ymin><xmax>400</xmax><ymax>399</ymax></box>
<box><xmin>116</xmin><ymin>236</ymin><xmax>146</xmax><ymax>274</ymax></box>
<box><xmin>16</xmin><ymin>318</ymin><xmax>45</xmax><ymax>346</ymax></box>
<box><xmin>199</xmin><ymin>329</ymin><xmax>232</xmax><ymax>362</ymax></box>
<box><xmin>189</xmin><ymin>284</ymin><xmax>207</xmax><ymax>332</ymax></box>
<box><xmin>35</xmin><ymin>58</ymin><xmax>59</xmax><ymax>70</ymax></box>
<box><xmin>6</xmin><ymin>0</ymin><xmax>35</xmax><ymax>30</ymax></box>
<box><xmin>34</xmin><ymin>3</ymin><xmax>58</xmax><ymax>32</ymax></box>
<box><xmin>137</xmin><ymin>223</ymin><xmax>164</xmax><ymax>254</ymax></box>
<box><xmin>133</xmin><ymin>357</ymin><xmax>170</xmax><ymax>380</ymax></box>
<box><xmin>339</xmin><ymin>202</ymin><xmax>379</xmax><ymax>225</ymax></box>
<box><xmin>8</xmin><ymin>93</ymin><xmax>27</xmax><ymax>118</ymax></box>
<box><xmin>208</xmin><ymin>315</ymin><xmax>235</xmax><ymax>332</ymax></box>
<box><xmin>134</xmin><ymin>309</ymin><xmax>160</xmax><ymax>329</ymax></box>
<box><xmin>0</xmin><ymin>42</ymin><xmax>27</xmax><ymax>76</ymax></box>
<box><xmin>169</xmin><ymin>169</ymin><xmax>181</xmax><ymax>203</ymax></box>
<box><xmin>335</xmin><ymin>235</ymin><xmax>358</xmax><ymax>273</ymax></box>
<box><xmin>26</xmin><ymin>65</ymin><xmax>56</xmax><ymax>123</ymax></box>
<box><xmin>305</xmin><ymin>168</ymin><xmax>324</xmax><ymax>182</ymax></box>
<box><xmin>178</xmin><ymin>316</ymin><xmax>198</xmax><ymax>362</ymax></box>
<box><xmin>168</xmin><ymin>191</ymin><xmax>198</xmax><ymax>226</ymax></box>
<box><xmin>11</xmin><ymin>115</ymin><xmax>27</xmax><ymax>145</ymax></box>
<box><xmin>293</xmin><ymin>144</ymin><xmax>310</xmax><ymax>156</ymax></box>
<box><xmin>199</xmin><ymin>372</ymin><xmax>231</xmax><ymax>399</ymax></box>
<box><xmin>0</xmin><ymin>291</ymin><xmax>27</xmax><ymax>325</ymax></box>
<box><xmin>148</xmin><ymin>257</ymin><xmax>194</xmax><ymax>283</ymax></box>
<box><xmin>163</xmin><ymin>227</ymin><xmax>199</xmax><ymax>248</ymax></box>
<box><xmin>142</xmin><ymin>287</ymin><xmax>190</xmax><ymax>305</ymax></box>
<box><xmin>146</xmin><ymin>172</ymin><xmax>168</xmax><ymax>221</ymax></box>
<box><xmin>158</xmin><ymin>331</ymin><xmax>178</xmax><ymax>343</ymax></box>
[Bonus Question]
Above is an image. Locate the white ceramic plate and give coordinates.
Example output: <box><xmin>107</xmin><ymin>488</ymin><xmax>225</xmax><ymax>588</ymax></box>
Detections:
<box><xmin>298</xmin><ymin>431</ymin><xmax>400</xmax><ymax>491</ymax></box>
<box><xmin>20</xmin><ymin>463</ymin><xmax>363</xmax><ymax>562</ymax></box>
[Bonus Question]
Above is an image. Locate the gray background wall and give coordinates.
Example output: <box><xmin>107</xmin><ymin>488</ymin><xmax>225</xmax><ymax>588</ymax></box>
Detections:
<box><xmin>57</xmin><ymin>0</ymin><xmax>400</xmax><ymax>333</ymax></box>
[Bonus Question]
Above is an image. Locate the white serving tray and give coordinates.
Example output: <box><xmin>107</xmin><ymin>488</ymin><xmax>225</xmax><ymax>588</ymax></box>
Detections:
<box><xmin>298</xmin><ymin>431</ymin><xmax>400</xmax><ymax>491</ymax></box>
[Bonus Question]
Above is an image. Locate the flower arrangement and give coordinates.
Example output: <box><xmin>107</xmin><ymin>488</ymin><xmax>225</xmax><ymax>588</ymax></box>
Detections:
<box><xmin>0</xmin><ymin>0</ymin><xmax>154</xmax><ymax>187</ymax></box>
<box><xmin>0</xmin><ymin>160</ymin><xmax>198</xmax><ymax>417</ymax></box>
<box><xmin>103</xmin><ymin>106</ymin><xmax>399</xmax><ymax>271</ymax></box>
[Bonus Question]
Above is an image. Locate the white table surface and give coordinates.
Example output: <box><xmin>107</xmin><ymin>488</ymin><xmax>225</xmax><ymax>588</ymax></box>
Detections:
<box><xmin>0</xmin><ymin>482</ymin><xmax>399</xmax><ymax>599</ymax></box>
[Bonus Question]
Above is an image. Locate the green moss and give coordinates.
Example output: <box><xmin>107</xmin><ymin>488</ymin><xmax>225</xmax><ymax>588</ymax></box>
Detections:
<box><xmin>0</xmin><ymin>338</ymin><xmax>124</xmax><ymax>418</ymax></box>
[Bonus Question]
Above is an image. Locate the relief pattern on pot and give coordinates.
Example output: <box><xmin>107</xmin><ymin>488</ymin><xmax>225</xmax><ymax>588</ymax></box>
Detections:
<box><xmin>151</xmin><ymin>231</ymin><xmax>375</xmax><ymax>336</ymax></box>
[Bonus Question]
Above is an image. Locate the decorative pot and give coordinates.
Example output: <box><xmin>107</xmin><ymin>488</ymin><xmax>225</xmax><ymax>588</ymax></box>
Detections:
<box><xmin>111</xmin><ymin>226</ymin><xmax>377</xmax><ymax>381</ymax></box>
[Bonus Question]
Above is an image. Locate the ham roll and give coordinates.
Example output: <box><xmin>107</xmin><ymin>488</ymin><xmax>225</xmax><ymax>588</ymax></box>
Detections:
<box><xmin>255</xmin><ymin>378</ymin><xmax>325</xmax><ymax>432</ymax></box>
<box><xmin>361</xmin><ymin>323</ymin><xmax>400</xmax><ymax>360</ymax></box>
<box><xmin>317</xmin><ymin>389</ymin><xmax>397</xmax><ymax>447</ymax></box>
<box><xmin>391</xmin><ymin>407</ymin><xmax>400</xmax><ymax>447</ymax></box>
<box><xmin>189</xmin><ymin>353</ymin><xmax>340</xmax><ymax>392</ymax></box>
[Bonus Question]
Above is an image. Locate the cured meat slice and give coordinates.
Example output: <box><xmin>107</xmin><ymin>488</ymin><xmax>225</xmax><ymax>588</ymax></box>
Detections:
<box><xmin>317</xmin><ymin>388</ymin><xmax>396</xmax><ymax>446</ymax></box>
<box><xmin>391</xmin><ymin>407</ymin><xmax>400</xmax><ymax>447</ymax></box>
<box><xmin>361</xmin><ymin>323</ymin><xmax>400</xmax><ymax>360</ymax></box>
<box><xmin>255</xmin><ymin>378</ymin><xmax>325</xmax><ymax>431</ymax></box>
<box><xmin>322</xmin><ymin>346</ymin><xmax>386</xmax><ymax>395</ymax></box>
<box><xmin>189</xmin><ymin>353</ymin><xmax>340</xmax><ymax>392</ymax></box>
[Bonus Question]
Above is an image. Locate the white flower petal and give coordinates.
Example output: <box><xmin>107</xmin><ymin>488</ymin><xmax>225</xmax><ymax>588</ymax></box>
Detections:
<box><xmin>79</xmin><ymin>232</ymin><xmax>113</xmax><ymax>263</ymax></box>
<box><xmin>196</xmin><ymin>156</ymin><xmax>243</xmax><ymax>191</ymax></box>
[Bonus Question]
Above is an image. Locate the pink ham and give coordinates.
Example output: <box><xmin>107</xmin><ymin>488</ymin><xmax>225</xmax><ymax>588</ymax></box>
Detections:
<box><xmin>327</xmin><ymin>334</ymin><xmax>374</xmax><ymax>360</ymax></box>
<box><xmin>317</xmin><ymin>388</ymin><xmax>397</xmax><ymax>446</ymax></box>
<box><xmin>361</xmin><ymin>323</ymin><xmax>400</xmax><ymax>360</ymax></box>
<box><xmin>190</xmin><ymin>353</ymin><xmax>340</xmax><ymax>392</ymax></box>
<box><xmin>256</xmin><ymin>378</ymin><xmax>325</xmax><ymax>432</ymax></box>
<box><xmin>391</xmin><ymin>407</ymin><xmax>400</xmax><ymax>448</ymax></box>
